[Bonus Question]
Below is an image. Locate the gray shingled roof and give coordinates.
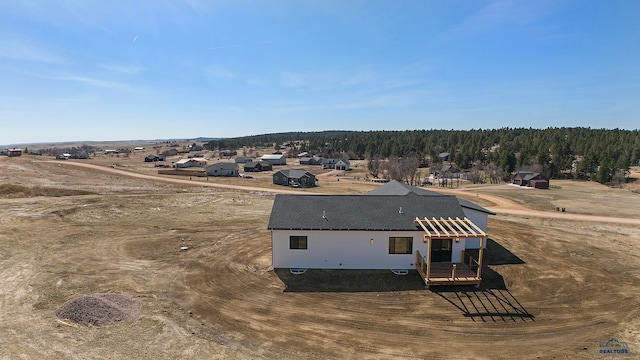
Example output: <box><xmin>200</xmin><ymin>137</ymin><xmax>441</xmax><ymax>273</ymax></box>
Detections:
<box><xmin>517</xmin><ymin>171</ymin><xmax>541</xmax><ymax>181</ymax></box>
<box><xmin>278</xmin><ymin>169</ymin><xmax>314</xmax><ymax>179</ymax></box>
<box><xmin>367</xmin><ymin>180</ymin><xmax>438</xmax><ymax>196</ymax></box>
<box><xmin>367</xmin><ymin>180</ymin><xmax>495</xmax><ymax>215</ymax></box>
<box><xmin>267</xmin><ymin>192</ymin><xmax>465</xmax><ymax>231</ymax></box>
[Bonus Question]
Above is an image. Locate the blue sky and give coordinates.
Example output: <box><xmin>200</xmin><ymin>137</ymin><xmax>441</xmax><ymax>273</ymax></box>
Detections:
<box><xmin>1</xmin><ymin>0</ymin><xmax>639</xmax><ymax>145</ymax></box>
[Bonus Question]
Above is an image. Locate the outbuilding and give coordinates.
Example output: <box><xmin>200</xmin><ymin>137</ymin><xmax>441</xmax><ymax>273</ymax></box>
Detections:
<box><xmin>261</xmin><ymin>154</ymin><xmax>287</xmax><ymax>165</ymax></box>
<box><xmin>7</xmin><ymin>148</ymin><xmax>22</xmax><ymax>157</ymax></box>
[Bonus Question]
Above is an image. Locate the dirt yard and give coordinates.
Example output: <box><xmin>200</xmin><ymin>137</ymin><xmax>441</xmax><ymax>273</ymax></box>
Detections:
<box><xmin>1</xmin><ymin>156</ymin><xmax>639</xmax><ymax>359</ymax></box>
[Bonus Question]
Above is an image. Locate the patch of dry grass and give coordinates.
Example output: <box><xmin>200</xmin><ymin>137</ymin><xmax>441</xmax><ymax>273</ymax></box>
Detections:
<box><xmin>0</xmin><ymin>184</ymin><xmax>95</xmax><ymax>198</ymax></box>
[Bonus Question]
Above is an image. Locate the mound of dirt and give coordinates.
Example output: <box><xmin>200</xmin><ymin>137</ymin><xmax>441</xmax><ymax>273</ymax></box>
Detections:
<box><xmin>55</xmin><ymin>293</ymin><xmax>142</xmax><ymax>326</ymax></box>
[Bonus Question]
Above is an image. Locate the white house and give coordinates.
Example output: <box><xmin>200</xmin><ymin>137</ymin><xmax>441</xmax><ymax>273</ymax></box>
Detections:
<box><xmin>174</xmin><ymin>158</ymin><xmax>207</xmax><ymax>168</ymax></box>
<box><xmin>267</xmin><ymin>181</ymin><xmax>492</xmax><ymax>286</ymax></box>
<box><xmin>261</xmin><ymin>154</ymin><xmax>287</xmax><ymax>165</ymax></box>
<box><xmin>206</xmin><ymin>162</ymin><xmax>238</xmax><ymax>177</ymax></box>
<box><xmin>335</xmin><ymin>159</ymin><xmax>350</xmax><ymax>171</ymax></box>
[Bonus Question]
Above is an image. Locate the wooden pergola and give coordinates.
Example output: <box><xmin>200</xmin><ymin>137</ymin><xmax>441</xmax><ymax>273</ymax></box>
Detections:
<box><xmin>413</xmin><ymin>217</ymin><xmax>489</xmax><ymax>286</ymax></box>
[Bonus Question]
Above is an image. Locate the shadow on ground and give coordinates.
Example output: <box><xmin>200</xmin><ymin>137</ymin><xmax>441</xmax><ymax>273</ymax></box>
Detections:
<box><xmin>274</xmin><ymin>269</ymin><xmax>426</xmax><ymax>293</ymax></box>
<box><xmin>464</xmin><ymin>238</ymin><xmax>526</xmax><ymax>267</ymax></box>
<box><xmin>431</xmin><ymin>286</ymin><xmax>534</xmax><ymax>322</ymax></box>
<box><xmin>275</xmin><ymin>238</ymin><xmax>533</xmax><ymax>321</ymax></box>
<box><xmin>432</xmin><ymin>238</ymin><xmax>533</xmax><ymax>322</ymax></box>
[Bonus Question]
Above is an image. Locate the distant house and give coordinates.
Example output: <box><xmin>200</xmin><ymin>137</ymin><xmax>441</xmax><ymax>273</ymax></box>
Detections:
<box><xmin>513</xmin><ymin>171</ymin><xmax>549</xmax><ymax>189</ymax></box>
<box><xmin>162</xmin><ymin>149</ymin><xmax>179</xmax><ymax>157</ymax></box>
<box><xmin>219</xmin><ymin>150</ymin><xmax>237</xmax><ymax>157</ymax></box>
<box><xmin>261</xmin><ymin>154</ymin><xmax>287</xmax><ymax>165</ymax></box>
<box><xmin>299</xmin><ymin>156</ymin><xmax>323</xmax><ymax>166</ymax></box>
<box><xmin>335</xmin><ymin>159</ymin><xmax>350</xmax><ymax>171</ymax></box>
<box><xmin>145</xmin><ymin>155</ymin><xmax>165</xmax><ymax>162</ymax></box>
<box><xmin>72</xmin><ymin>152</ymin><xmax>90</xmax><ymax>160</ymax></box>
<box><xmin>7</xmin><ymin>148</ymin><xmax>22</xmax><ymax>157</ymax></box>
<box><xmin>134</xmin><ymin>147</ymin><xmax>145</xmax><ymax>151</ymax></box>
<box><xmin>174</xmin><ymin>158</ymin><xmax>207</xmax><ymax>168</ymax></box>
<box><xmin>206</xmin><ymin>162</ymin><xmax>239</xmax><ymax>177</ymax></box>
<box><xmin>438</xmin><ymin>152</ymin><xmax>450</xmax><ymax>162</ymax></box>
<box><xmin>434</xmin><ymin>165</ymin><xmax>461</xmax><ymax>178</ymax></box>
<box><xmin>297</xmin><ymin>152</ymin><xmax>309</xmax><ymax>158</ymax></box>
<box><xmin>321</xmin><ymin>158</ymin><xmax>350</xmax><ymax>170</ymax></box>
<box><xmin>103</xmin><ymin>149</ymin><xmax>119</xmax><ymax>155</ymax></box>
<box><xmin>234</xmin><ymin>157</ymin><xmax>254</xmax><ymax>164</ymax></box>
<box><xmin>273</xmin><ymin>169</ymin><xmax>316</xmax><ymax>188</ymax></box>
<box><xmin>244</xmin><ymin>161</ymin><xmax>272</xmax><ymax>172</ymax></box>
<box><xmin>321</xmin><ymin>158</ymin><xmax>337</xmax><ymax>169</ymax></box>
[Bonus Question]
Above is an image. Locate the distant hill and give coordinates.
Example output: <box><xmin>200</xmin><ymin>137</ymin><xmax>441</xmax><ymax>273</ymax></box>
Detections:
<box><xmin>187</xmin><ymin>137</ymin><xmax>221</xmax><ymax>142</ymax></box>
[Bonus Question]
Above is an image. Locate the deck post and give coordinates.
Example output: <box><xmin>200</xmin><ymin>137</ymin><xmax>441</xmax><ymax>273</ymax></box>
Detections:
<box><xmin>452</xmin><ymin>264</ymin><xmax>457</xmax><ymax>281</ymax></box>
<box><xmin>426</xmin><ymin>238</ymin><xmax>432</xmax><ymax>281</ymax></box>
<box><xmin>476</xmin><ymin>237</ymin><xmax>485</xmax><ymax>279</ymax></box>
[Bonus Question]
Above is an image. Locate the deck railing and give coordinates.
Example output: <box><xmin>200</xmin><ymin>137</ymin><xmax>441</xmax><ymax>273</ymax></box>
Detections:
<box><xmin>463</xmin><ymin>250</ymin><xmax>480</xmax><ymax>271</ymax></box>
<box><xmin>415</xmin><ymin>250</ymin><xmax>481</xmax><ymax>286</ymax></box>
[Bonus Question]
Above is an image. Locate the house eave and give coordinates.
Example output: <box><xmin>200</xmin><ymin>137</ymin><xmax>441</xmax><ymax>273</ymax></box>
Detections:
<box><xmin>268</xmin><ymin>227</ymin><xmax>421</xmax><ymax>231</ymax></box>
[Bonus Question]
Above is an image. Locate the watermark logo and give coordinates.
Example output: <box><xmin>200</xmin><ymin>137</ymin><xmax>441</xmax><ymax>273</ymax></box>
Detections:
<box><xmin>599</xmin><ymin>338</ymin><xmax>629</xmax><ymax>355</ymax></box>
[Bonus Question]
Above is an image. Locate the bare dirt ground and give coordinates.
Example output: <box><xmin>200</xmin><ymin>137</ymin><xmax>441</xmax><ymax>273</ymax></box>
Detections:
<box><xmin>1</xmin><ymin>156</ymin><xmax>640</xmax><ymax>359</ymax></box>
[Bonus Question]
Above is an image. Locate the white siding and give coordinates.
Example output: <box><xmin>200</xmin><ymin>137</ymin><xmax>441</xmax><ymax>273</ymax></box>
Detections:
<box><xmin>272</xmin><ymin>230</ymin><xmax>466</xmax><ymax>270</ymax></box>
<box><xmin>462</xmin><ymin>208</ymin><xmax>488</xmax><ymax>249</ymax></box>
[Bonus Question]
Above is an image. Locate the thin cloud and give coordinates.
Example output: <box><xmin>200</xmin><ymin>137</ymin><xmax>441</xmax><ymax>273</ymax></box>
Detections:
<box><xmin>209</xmin><ymin>44</ymin><xmax>242</xmax><ymax>50</ymax></box>
<box><xmin>99</xmin><ymin>64</ymin><xmax>144</xmax><ymax>74</ymax></box>
<box><xmin>21</xmin><ymin>70</ymin><xmax>136</xmax><ymax>91</ymax></box>
<box><xmin>209</xmin><ymin>40</ymin><xmax>276</xmax><ymax>50</ymax></box>
<box><xmin>253</xmin><ymin>40</ymin><xmax>276</xmax><ymax>45</ymax></box>
<box><xmin>203</xmin><ymin>66</ymin><xmax>235</xmax><ymax>79</ymax></box>
<box><xmin>56</xmin><ymin>75</ymin><xmax>127</xmax><ymax>89</ymax></box>
<box><xmin>0</xmin><ymin>34</ymin><xmax>69</xmax><ymax>64</ymax></box>
<box><xmin>439</xmin><ymin>0</ymin><xmax>560</xmax><ymax>40</ymax></box>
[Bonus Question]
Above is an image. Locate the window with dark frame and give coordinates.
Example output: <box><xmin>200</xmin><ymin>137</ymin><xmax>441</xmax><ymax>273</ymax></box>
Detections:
<box><xmin>289</xmin><ymin>235</ymin><xmax>308</xmax><ymax>250</ymax></box>
<box><xmin>388</xmin><ymin>237</ymin><xmax>413</xmax><ymax>254</ymax></box>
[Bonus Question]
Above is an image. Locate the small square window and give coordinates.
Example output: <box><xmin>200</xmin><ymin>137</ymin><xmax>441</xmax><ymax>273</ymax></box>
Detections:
<box><xmin>290</xmin><ymin>236</ymin><xmax>308</xmax><ymax>250</ymax></box>
<box><xmin>389</xmin><ymin>237</ymin><xmax>413</xmax><ymax>254</ymax></box>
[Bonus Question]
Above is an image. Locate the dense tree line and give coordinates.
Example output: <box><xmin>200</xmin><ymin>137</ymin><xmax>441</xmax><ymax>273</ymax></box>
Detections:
<box><xmin>205</xmin><ymin>128</ymin><xmax>640</xmax><ymax>185</ymax></box>
<box><xmin>38</xmin><ymin>144</ymin><xmax>100</xmax><ymax>157</ymax></box>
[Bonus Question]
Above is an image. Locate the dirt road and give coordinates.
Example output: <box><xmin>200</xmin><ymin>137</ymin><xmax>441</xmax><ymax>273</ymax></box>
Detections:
<box><xmin>52</xmin><ymin>160</ymin><xmax>640</xmax><ymax>226</ymax></box>
<box><xmin>44</xmin><ymin>160</ymin><xmax>303</xmax><ymax>194</ymax></box>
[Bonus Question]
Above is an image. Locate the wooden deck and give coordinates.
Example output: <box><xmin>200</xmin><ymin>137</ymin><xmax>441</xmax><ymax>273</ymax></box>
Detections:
<box><xmin>422</xmin><ymin>263</ymin><xmax>481</xmax><ymax>286</ymax></box>
<box><xmin>415</xmin><ymin>250</ymin><xmax>481</xmax><ymax>286</ymax></box>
